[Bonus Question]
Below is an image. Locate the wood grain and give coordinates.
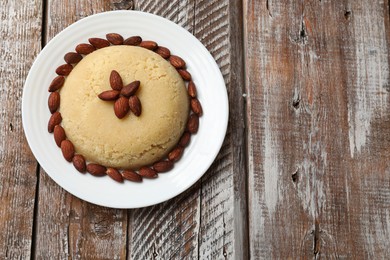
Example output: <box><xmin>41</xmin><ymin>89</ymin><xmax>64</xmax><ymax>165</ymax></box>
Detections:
<box><xmin>244</xmin><ymin>0</ymin><xmax>390</xmax><ymax>258</ymax></box>
<box><xmin>33</xmin><ymin>1</ymin><xmax>127</xmax><ymax>259</ymax></box>
<box><xmin>128</xmin><ymin>0</ymin><xmax>248</xmax><ymax>259</ymax></box>
<box><xmin>0</xmin><ymin>0</ymin><xmax>42</xmax><ymax>258</ymax></box>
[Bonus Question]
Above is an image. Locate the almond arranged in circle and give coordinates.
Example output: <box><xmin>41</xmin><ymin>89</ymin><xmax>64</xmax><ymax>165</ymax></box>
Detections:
<box><xmin>122</xmin><ymin>170</ymin><xmax>142</xmax><ymax>182</ymax></box>
<box><xmin>139</xmin><ymin>167</ymin><xmax>158</xmax><ymax>178</ymax></box>
<box><xmin>53</xmin><ymin>125</ymin><xmax>66</xmax><ymax>147</ymax></box>
<box><xmin>48</xmin><ymin>92</ymin><xmax>60</xmax><ymax>113</ymax></box>
<box><xmin>61</xmin><ymin>140</ymin><xmax>75</xmax><ymax>162</ymax></box>
<box><xmin>87</xmin><ymin>163</ymin><xmax>107</xmax><ymax>176</ymax></box>
<box><xmin>73</xmin><ymin>154</ymin><xmax>86</xmax><ymax>173</ymax></box>
<box><xmin>106</xmin><ymin>33</ymin><xmax>124</xmax><ymax>45</ymax></box>
<box><xmin>48</xmin><ymin>112</ymin><xmax>62</xmax><ymax>133</ymax></box>
<box><xmin>88</xmin><ymin>38</ymin><xmax>110</xmax><ymax>49</ymax></box>
<box><xmin>123</xmin><ymin>36</ymin><xmax>142</xmax><ymax>46</ymax></box>
<box><xmin>153</xmin><ymin>160</ymin><xmax>174</xmax><ymax>173</ymax></box>
<box><xmin>106</xmin><ymin>168</ymin><xmax>124</xmax><ymax>183</ymax></box>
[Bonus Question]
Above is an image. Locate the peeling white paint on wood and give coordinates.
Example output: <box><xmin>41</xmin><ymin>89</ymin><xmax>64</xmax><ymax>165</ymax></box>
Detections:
<box><xmin>263</xmin><ymin>93</ymin><xmax>280</xmax><ymax>216</ymax></box>
<box><xmin>347</xmin><ymin>0</ymin><xmax>389</xmax><ymax>158</ymax></box>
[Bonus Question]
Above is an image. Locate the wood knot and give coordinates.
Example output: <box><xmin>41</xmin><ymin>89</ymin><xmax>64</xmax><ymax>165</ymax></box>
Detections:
<box><xmin>344</xmin><ymin>10</ymin><xmax>352</xmax><ymax>20</ymax></box>
<box><xmin>292</xmin><ymin>168</ymin><xmax>299</xmax><ymax>183</ymax></box>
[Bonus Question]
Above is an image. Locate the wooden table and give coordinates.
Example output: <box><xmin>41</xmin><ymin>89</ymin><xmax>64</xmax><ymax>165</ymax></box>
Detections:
<box><xmin>1</xmin><ymin>0</ymin><xmax>390</xmax><ymax>259</ymax></box>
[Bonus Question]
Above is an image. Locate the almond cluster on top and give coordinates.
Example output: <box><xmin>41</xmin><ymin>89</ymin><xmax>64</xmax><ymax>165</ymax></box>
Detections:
<box><xmin>98</xmin><ymin>70</ymin><xmax>142</xmax><ymax>119</ymax></box>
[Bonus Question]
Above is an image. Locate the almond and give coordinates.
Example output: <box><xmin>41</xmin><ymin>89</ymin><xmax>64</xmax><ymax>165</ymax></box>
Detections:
<box><xmin>87</xmin><ymin>163</ymin><xmax>107</xmax><ymax>176</ymax></box>
<box><xmin>48</xmin><ymin>76</ymin><xmax>65</xmax><ymax>92</ymax></box>
<box><xmin>153</xmin><ymin>160</ymin><xmax>174</xmax><ymax>173</ymax></box>
<box><xmin>64</xmin><ymin>52</ymin><xmax>82</xmax><ymax>64</ymax></box>
<box><xmin>56</xmin><ymin>64</ymin><xmax>73</xmax><ymax>76</ymax></box>
<box><xmin>191</xmin><ymin>98</ymin><xmax>203</xmax><ymax>116</ymax></box>
<box><xmin>88</xmin><ymin>37</ymin><xmax>110</xmax><ymax>49</ymax></box>
<box><xmin>61</xmin><ymin>140</ymin><xmax>74</xmax><ymax>162</ymax></box>
<box><xmin>122</xmin><ymin>170</ymin><xmax>143</xmax><ymax>182</ymax></box>
<box><xmin>155</xmin><ymin>46</ymin><xmax>171</xmax><ymax>59</ymax></box>
<box><xmin>72</xmin><ymin>154</ymin><xmax>86</xmax><ymax>173</ymax></box>
<box><xmin>128</xmin><ymin>96</ymin><xmax>141</xmax><ymax>116</ymax></box>
<box><xmin>75</xmin><ymin>43</ymin><xmax>96</xmax><ymax>55</ymax></box>
<box><xmin>187</xmin><ymin>114</ymin><xmax>199</xmax><ymax>134</ymax></box>
<box><xmin>106</xmin><ymin>33</ymin><xmax>124</xmax><ymax>45</ymax></box>
<box><xmin>121</xmin><ymin>81</ymin><xmax>140</xmax><ymax>97</ymax></box>
<box><xmin>168</xmin><ymin>146</ymin><xmax>184</xmax><ymax>162</ymax></box>
<box><xmin>139</xmin><ymin>40</ymin><xmax>158</xmax><ymax>50</ymax></box>
<box><xmin>123</xmin><ymin>36</ymin><xmax>142</xmax><ymax>46</ymax></box>
<box><xmin>48</xmin><ymin>92</ymin><xmax>60</xmax><ymax>113</ymax></box>
<box><xmin>114</xmin><ymin>97</ymin><xmax>129</xmax><ymax>119</ymax></box>
<box><xmin>106</xmin><ymin>168</ymin><xmax>124</xmax><ymax>183</ymax></box>
<box><xmin>187</xmin><ymin>81</ymin><xmax>197</xmax><ymax>97</ymax></box>
<box><xmin>48</xmin><ymin>112</ymin><xmax>62</xmax><ymax>133</ymax></box>
<box><xmin>53</xmin><ymin>125</ymin><xmax>66</xmax><ymax>147</ymax></box>
<box><xmin>110</xmin><ymin>70</ymin><xmax>123</xmax><ymax>91</ymax></box>
<box><xmin>138</xmin><ymin>167</ymin><xmax>158</xmax><ymax>178</ymax></box>
<box><xmin>169</xmin><ymin>55</ymin><xmax>186</xmax><ymax>69</ymax></box>
<box><xmin>98</xmin><ymin>90</ymin><xmax>120</xmax><ymax>101</ymax></box>
<box><xmin>177</xmin><ymin>69</ymin><xmax>192</xmax><ymax>81</ymax></box>
<box><xmin>179</xmin><ymin>132</ymin><xmax>191</xmax><ymax>147</ymax></box>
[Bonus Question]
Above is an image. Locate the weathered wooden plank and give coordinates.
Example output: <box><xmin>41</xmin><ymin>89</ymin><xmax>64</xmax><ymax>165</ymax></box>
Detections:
<box><xmin>194</xmin><ymin>0</ymin><xmax>248</xmax><ymax>259</ymax></box>
<box><xmin>244</xmin><ymin>0</ymin><xmax>390</xmax><ymax>258</ymax></box>
<box><xmin>128</xmin><ymin>0</ymin><xmax>247</xmax><ymax>259</ymax></box>
<box><xmin>128</xmin><ymin>2</ymin><xmax>200</xmax><ymax>259</ymax></box>
<box><xmin>0</xmin><ymin>0</ymin><xmax>42</xmax><ymax>259</ymax></box>
<box><xmin>33</xmin><ymin>1</ymin><xmax>128</xmax><ymax>259</ymax></box>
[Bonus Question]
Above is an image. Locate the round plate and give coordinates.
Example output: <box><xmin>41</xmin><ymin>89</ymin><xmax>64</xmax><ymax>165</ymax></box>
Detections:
<box><xmin>22</xmin><ymin>11</ymin><xmax>228</xmax><ymax>208</ymax></box>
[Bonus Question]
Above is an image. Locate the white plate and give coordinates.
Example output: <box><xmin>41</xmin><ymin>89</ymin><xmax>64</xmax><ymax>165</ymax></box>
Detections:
<box><xmin>22</xmin><ymin>11</ymin><xmax>228</xmax><ymax>208</ymax></box>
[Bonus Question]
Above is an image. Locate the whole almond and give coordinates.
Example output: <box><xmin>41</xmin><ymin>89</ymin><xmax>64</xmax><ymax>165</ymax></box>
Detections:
<box><xmin>75</xmin><ymin>43</ymin><xmax>96</xmax><ymax>54</ymax></box>
<box><xmin>187</xmin><ymin>81</ymin><xmax>197</xmax><ymax>97</ymax></box>
<box><xmin>110</xmin><ymin>70</ymin><xmax>123</xmax><ymax>91</ymax></box>
<box><xmin>191</xmin><ymin>98</ymin><xmax>203</xmax><ymax>116</ymax></box>
<box><xmin>121</xmin><ymin>81</ymin><xmax>140</xmax><ymax>97</ymax></box>
<box><xmin>168</xmin><ymin>146</ymin><xmax>184</xmax><ymax>162</ymax></box>
<box><xmin>98</xmin><ymin>90</ymin><xmax>120</xmax><ymax>101</ymax></box>
<box><xmin>64</xmin><ymin>52</ymin><xmax>82</xmax><ymax>64</ymax></box>
<box><xmin>48</xmin><ymin>76</ymin><xmax>65</xmax><ymax>92</ymax></box>
<box><xmin>53</xmin><ymin>125</ymin><xmax>66</xmax><ymax>147</ymax></box>
<box><xmin>72</xmin><ymin>154</ymin><xmax>86</xmax><ymax>173</ymax></box>
<box><xmin>106</xmin><ymin>168</ymin><xmax>124</xmax><ymax>183</ymax></box>
<box><xmin>48</xmin><ymin>112</ymin><xmax>62</xmax><ymax>133</ymax></box>
<box><xmin>177</xmin><ymin>69</ymin><xmax>192</xmax><ymax>81</ymax></box>
<box><xmin>123</xmin><ymin>36</ymin><xmax>142</xmax><ymax>46</ymax></box>
<box><xmin>106</xmin><ymin>33</ymin><xmax>124</xmax><ymax>45</ymax></box>
<box><xmin>88</xmin><ymin>37</ymin><xmax>110</xmax><ymax>49</ymax></box>
<box><xmin>114</xmin><ymin>97</ymin><xmax>130</xmax><ymax>119</ymax></box>
<box><xmin>48</xmin><ymin>92</ymin><xmax>60</xmax><ymax>113</ymax></box>
<box><xmin>155</xmin><ymin>46</ymin><xmax>171</xmax><ymax>59</ymax></box>
<box><xmin>61</xmin><ymin>140</ymin><xmax>75</xmax><ymax>162</ymax></box>
<box><xmin>122</xmin><ymin>170</ymin><xmax>142</xmax><ymax>182</ymax></box>
<box><xmin>169</xmin><ymin>55</ymin><xmax>186</xmax><ymax>69</ymax></box>
<box><xmin>153</xmin><ymin>160</ymin><xmax>174</xmax><ymax>173</ymax></box>
<box><xmin>56</xmin><ymin>64</ymin><xmax>73</xmax><ymax>76</ymax></box>
<box><xmin>187</xmin><ymin>114</ymin><xmax>199</xmax><ymax>134</ymax></box>
<box><xmin>138</xmin><ymin>167</ymin><xmax>158</xmax><ymax>178</ymax></box>
<box><xmin>139</xmin><ymin>40</ymin><xmax>158</xmax><ymax>50</ymax></box>
<box><xmin>128</xmin><ymin>96</ymin><xmax>141</xmax><ymax>116</ymax></box>
<box><xmin>179</xmin><ymin>132</ymin><xmax>191</xmax><ymax>147</ymax></box>
<box><xmin>87</xmin><ymin>163</ymin><xmax>107</xmax><ymax>176</ymax></box>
